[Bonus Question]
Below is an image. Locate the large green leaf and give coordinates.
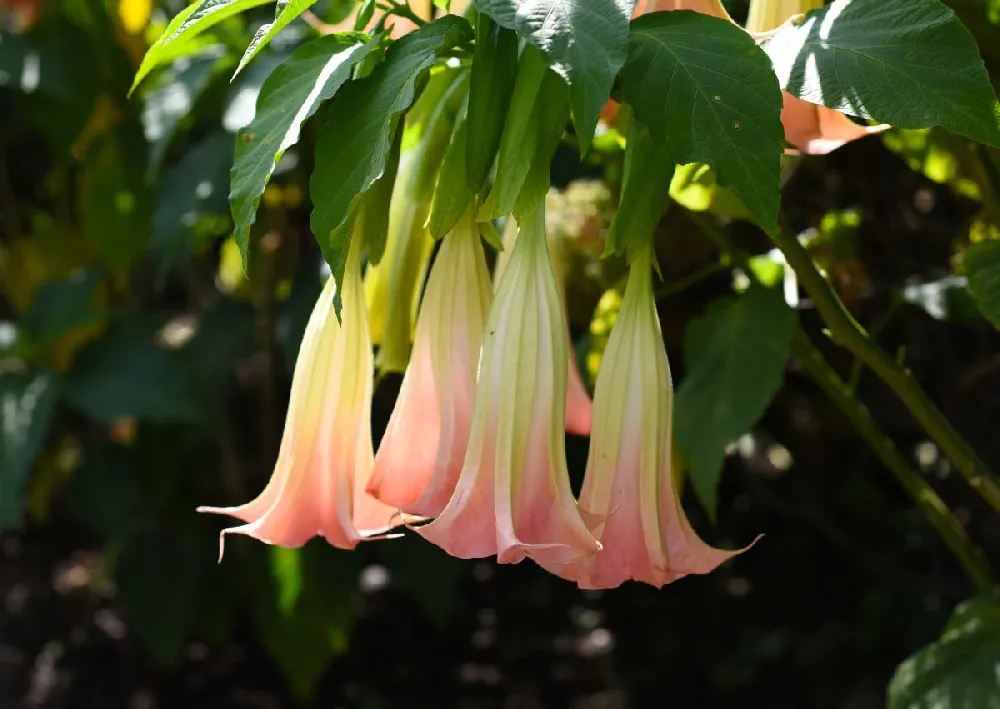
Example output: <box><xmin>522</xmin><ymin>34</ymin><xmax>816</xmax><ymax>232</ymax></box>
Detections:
<box><xmin>473</xmin><ymin>0</ymin><xmax>635</xmax><ymax>153</ymax></box>
<box><xmin>310</xmin><ymin>16</ymin><xmax>472</xmax><ymax>313</ymax></box>
<box><xmin>231</xmin><ymin>34</ymin><xmax>379</xmax><ymax>268</ymax></box>
<box><xmin>64</xmin><ymin>321</ymin><xmax>202</xmax><ymax>424</ymax></box>
<box><xmin>235</xmin><ymin>0</ymin><xmax>321</xmax><ymax>77</ymax></box>
<box><xmin>130</xmin><ymin>0</ymin><xmax>273</xmax><ymax>94</ymax></box>
<box><xmin>478</xmin><ymin>45</ymin><xmax>570</xmax><ymax>221</ymax></box>
<box><xmin>964</xmin><ymin>240</ymin><xmax>1000</xmax><ymax>328</ymax></box>
<box><xmin>764</xmin><ymin>0</ymin><xmax>1000</xmax><ymax>147</ymax></box>
<box><xmin>465</xmin><ymin>12</ymin><xmax>518</xmax><ymax>192</ymax></box>
<box><xmin>888</xmin><ymin>593</ymin><xmax>1000</xmax><ymax>709</ymax></box>
<box><xmin>0</xmin><ymin>369</ymin><xmax>60</xmax><ymax>531</ymax></box>
<box><xmin>674</xmin><ymin>285</ymin><xmax>796</xmax><ymax>516</ymax></box>
<box><xmin>621</xmin><ymin>11</ymin><xmax>784</xmax><ymax>235</ymax></box>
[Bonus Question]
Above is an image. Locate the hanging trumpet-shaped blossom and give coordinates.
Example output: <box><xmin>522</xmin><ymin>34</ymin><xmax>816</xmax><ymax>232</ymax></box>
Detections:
<box><xmin>367</xmin><ymin>207</ymin><xmax>493</xmax><ymax>518</ymax></box>
<box><xmin>493</xmin><ymin>216</ymin><xmax>593</xmax><ymax>436</ymax></box>
<box><xmin>556</xmin><ymin>248</ymin><xmax>753</xmax><ymax>590</ymax></box>
<box><xmin>416</xmin><ymin>206</ymin><xmax>601</xmax><ymax>571</ymax></box>
<box><xmin>198</xmin><ymin>234</ymin><xmax>397</xmax><ymax>556</ymax></box>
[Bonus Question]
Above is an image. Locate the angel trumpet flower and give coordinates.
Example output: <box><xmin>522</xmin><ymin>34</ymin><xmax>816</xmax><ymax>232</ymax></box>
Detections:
<box><xmin>367</xmin><ymin>208</ymin><xmax>493</xmax><ymax>517</ymax></box>
<box><xmin>198</xmin><ymin>234</ymin><xmax>397</xmax><ymax>555</ymax></box>
<box><xmin>493</xmin><ymin>217</ymin><xmax>593</xmax><ymax>436</ymax></box>
<box><xmin>416</xmin><ymin>206</ymin><xmax>601</xmax><ymax>571</ymax></box>
<box><xmin>557</xmin><ymin>248</ymin><xmax>752</xmax><ymax>590</ymax></box>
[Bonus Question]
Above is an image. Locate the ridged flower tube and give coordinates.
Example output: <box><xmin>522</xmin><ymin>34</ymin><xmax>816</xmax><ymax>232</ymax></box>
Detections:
<box><xmin>198</xmin><ymin>236</ymin><xmax>396</xmax><ymax>555</ymax></box>
<box><xmin>367</xmin><ymin>208</ymin><xmax>493</xmax><ymax>517</ymax></box>
<box><xmin>416</xmin><ymin>206</ymin><xmax>601</xmax><ymax>572</ymax></box>
<box><xmin>557</xmin><ymin>248</ymin><xmax>751</xmax><ymax>590</ymax></box>
<box><xmin>493</xmin><ymin>217</ymin><xmax>593</xmax><ymax>436</ymax></box>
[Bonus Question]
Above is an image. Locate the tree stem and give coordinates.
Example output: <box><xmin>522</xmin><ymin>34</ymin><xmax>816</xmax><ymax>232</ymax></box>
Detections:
<box><xmin>687</xmin><ymin>210</ymin><xmax>995</xmax><ymax>591</ymax></box>
<box><xmin>769</xmin><ymin>215</ymin><xmax>1000</xmax><ymax>514</ymax></box>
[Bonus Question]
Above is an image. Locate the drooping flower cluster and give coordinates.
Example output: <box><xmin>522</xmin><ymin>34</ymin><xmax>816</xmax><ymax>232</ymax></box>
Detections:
<box><xmin>200</xmin><ymin>4</ymin><xmax>764</xmax><ymax>591</ymax></box>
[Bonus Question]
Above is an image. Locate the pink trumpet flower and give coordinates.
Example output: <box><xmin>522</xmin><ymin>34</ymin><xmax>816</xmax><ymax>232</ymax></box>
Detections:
<box><xmin>494</xmin><ymin>217</ymin><xmax>593</xmax><ymax>436</ymax></box>
<box><xmin>198</xmin><ymin>235</ymin><xmax>397</xmax><ymax>557</ymax></box>
<box><xmin>367</xmin><ymin>208</ymin><xmax>493</xmax><ymax>518</ymax></box>
<box><xmin>557</xmin><ymin>248</ymin><xmax>754</xmax><ymax>590</ymax></box>
<box><xmin>416</xmin><ymin>206</ymin><xmax>601</xmax><ymax>571</ymax></box>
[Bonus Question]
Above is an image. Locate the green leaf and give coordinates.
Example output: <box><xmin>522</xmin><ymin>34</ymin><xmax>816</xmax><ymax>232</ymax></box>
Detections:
<box><xmin>235</xmin><ymin>0</ymin><xmax>321</xmax><ymax>77</ymax></box>
<box><xmin>605</xmin><ymin>121</ymin><xmax>674</xmax><ymax>263</ymax></box>
<box><xmin>0</xmin><ymin>369</ymin><xmax>60</xmax><ymax>531</ymax></box>
<box><xmin>888</xmin><ymin>593</ymin><xmax>1000</xmax><ymax>709</ymax></box>
<box><xmin>252</xmin><ymin>542</ymin><xmax>361</xmax><ymax>700</ymax></box>
<box><xmin>116</xmin><ymin>530</ymin><xmax>211</xmax><ymax>665</ymax></box>
<box><xmin>231</xmin><ymin>34</ymin><xmax>379</xmax><ymax>269</ymax></box>
<box><xmin>354</xmin><ymin>0</ymin><xmax>377</xmax><ymax>31</ymax></box>
<box><xmin>963</xmin><ymin>240</ymin><xmax>1000</xmax><ymax>328</ymax></box>
<box><xmin>357</xmin><ymin>126</ymin><xmax>402</xmax><ymax>265</ymax></box>
<box><xmin>465</xmin><ymin>12</ymin><xmax>518</xmax><ymax>192</ymax></box>
<box><xmin>763</xmin><ymin>0</ymin><xmax>1000</xmax><ymax>147</ymax></box>
<box><xmin>478</xmin><ymin>45</ymin><xmax>570</xmax><ymax>221</ymax></box>
<box><xmin>310</xmin><ymin>16</ymin><xmax>473</xmax><ymax>312</ymax></box>
<box><xmin>20</xmin><ymin>270</ymin><xmax>106</xmax><ymax>355</ymax></box>
<box><xmin>64</xmin><ymin>321</ymin><xmax>202</xmax><ymax>424</ymax></box>
<box><xmin>430</xmin><ymin>109</ymin><xmax>474</xmax><ymax>239</ymax></box>
<box><xmin>130</xmin><ymin>0</ymin><xmax>273</xmax><ymax>94</ymax></box>
<box><xmin>621</xmin><ymin>11</ymin><xmax>784</xmax><ymax>236</ymax></box>
<box><xmin>674</xmin><ymin>285</ymin><xmax>796</xmax><ymax>516</ymax></box>
<box><xmin>473</xmin><ymin>0</ymin><xmax>635</xmax><ymax>153</ymax></box>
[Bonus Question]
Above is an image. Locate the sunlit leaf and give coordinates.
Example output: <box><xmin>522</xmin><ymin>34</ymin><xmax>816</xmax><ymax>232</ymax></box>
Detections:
<box><xmin>232</xmin><ymin>34</ymin><xmax>380</xmax><ymax>268</ymax></box>
<box><xmin>130</xmin><ymin>0</ymin><xmax>273</xmax><ymax>94</ymax></box>
<box><xmin>764</xmin><ymin>0</ymin><xmax>1000</xmax><ymax>147</ymax></box>
<box><xmin>621</xmin><ymin>11</ymin><xmax>784</xmax><ymax>235</ymax></box>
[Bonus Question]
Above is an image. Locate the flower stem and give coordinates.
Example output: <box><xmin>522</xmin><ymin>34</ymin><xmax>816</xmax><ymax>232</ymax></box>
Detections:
<box><xmin>769</xmin><ymin>215</ymin><xmax>1000</xmax><ymax>514</ymax></box>
<box><xmin>687</xmin><ymin>210</ymin><xmax>995</xmax><ymax>591</ymax></box>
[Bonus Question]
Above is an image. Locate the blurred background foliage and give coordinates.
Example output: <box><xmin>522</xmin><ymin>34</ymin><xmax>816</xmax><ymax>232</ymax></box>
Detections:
<box><xmin>2</xmin><ymin>0</ymin><xmax>1000</xmax><ymax>707</ymax></box>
